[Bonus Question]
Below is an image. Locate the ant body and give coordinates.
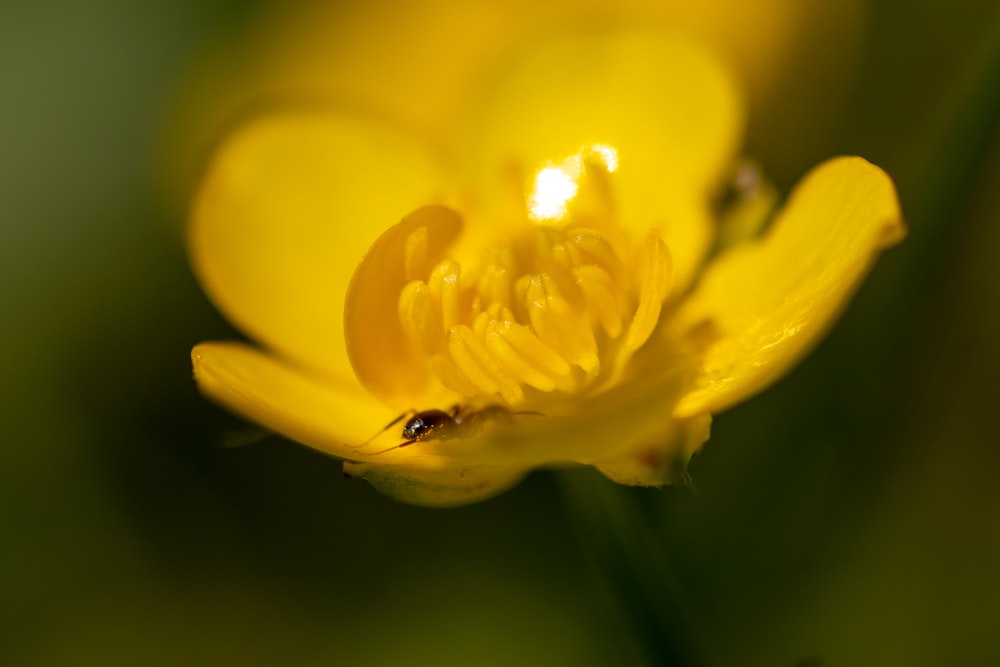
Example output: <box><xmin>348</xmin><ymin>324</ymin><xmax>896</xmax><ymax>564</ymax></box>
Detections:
<box><xmin>356</xmin><ymin>404</ymin><xmax>539</xmax><ymax>455</ymax></box>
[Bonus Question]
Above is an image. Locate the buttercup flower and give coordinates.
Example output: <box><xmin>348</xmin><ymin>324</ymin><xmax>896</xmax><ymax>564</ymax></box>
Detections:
<box><xmin>189</xmin><ymin>26</ymin><xmax>903</xmax><ymax>506</ymax></box>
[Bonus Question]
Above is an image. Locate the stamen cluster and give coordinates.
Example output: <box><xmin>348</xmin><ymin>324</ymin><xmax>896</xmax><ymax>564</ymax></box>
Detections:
<box><xmin>396</xmin><ymin>170</ymin><xmax>673</xmax><ymax>408</ymax></box>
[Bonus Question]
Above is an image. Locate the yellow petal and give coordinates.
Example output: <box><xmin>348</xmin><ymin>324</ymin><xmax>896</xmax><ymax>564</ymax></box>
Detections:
<box><xmin>673</xmin><ymin>157</ymin><xmax>905</xmax><ymax>418</ymax></box>
<box><xmin>224</xmin><ymin>0</ymin><xmax>841</xmax><ymax>145</ymax></box>
<box><xmin>595</xmin><ymin>414</ymin><xmax>711</xmax><ymax>486</ymax></box>
<box><xmin>189</xmin><ymin>110</ymin><xmax>447</xmax><ymax>380</ymax></box>
<box><xmin>341</xmin><ymin>461</ymin><xmax>527</xmax><ymax>508</ymax></box>
<box><xmin>462</xmin><ymin>26</ymin><xmax>743</xmax><ymax>288</ymax></box>
<box><xmin>191</xmin><ymin>341</ymin><xmax>396</xmax><ymax>459</ymax></box>
<box><xmin>344</xmin><ymin>206</ymin><xmax>463</xmax><ymax>408</ymax></box>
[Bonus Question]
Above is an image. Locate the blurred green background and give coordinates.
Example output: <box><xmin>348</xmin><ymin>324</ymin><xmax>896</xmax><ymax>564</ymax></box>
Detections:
<box><xmin>2</xmin><ymin>1</ymin><xmax>999</xmax><ymax>665</ymax></box>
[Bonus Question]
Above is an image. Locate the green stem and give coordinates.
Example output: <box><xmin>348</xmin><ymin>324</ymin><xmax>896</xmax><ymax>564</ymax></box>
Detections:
<box><xmin>557</xmin><ymin>470</ymin><xmax>718</xmax><ymax>667</ymax></box>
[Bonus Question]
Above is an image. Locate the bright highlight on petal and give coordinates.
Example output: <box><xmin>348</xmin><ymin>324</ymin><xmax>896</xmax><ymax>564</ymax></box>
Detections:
<box><xmin>529</xmin><ymin>166</ymin><xmax>579</xmax><ymax>221</ymax></box>
<box><xmin>464</xmin><ymin>27</ymin><xmax>743</xmax><ymax>289</ymax></box>
<box><xmin>528</xmin><ymin>144</ymin><xmax>619</xmax><ymax>223</ymax></box>
<box><xmin>588</xmin><ymin>143</ymin><xmax>619</xmax><ymax>172</ymax></box>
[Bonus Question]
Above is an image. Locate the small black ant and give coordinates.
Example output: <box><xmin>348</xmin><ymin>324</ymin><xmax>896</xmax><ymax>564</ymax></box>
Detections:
<box><xmin>356</xmin><ymin>404</ymin><xmax>541</xmax><ymax>455</ymax></box>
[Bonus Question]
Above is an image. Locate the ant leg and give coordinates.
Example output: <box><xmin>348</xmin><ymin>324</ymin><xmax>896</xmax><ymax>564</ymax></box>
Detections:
<box><xmin>377</xmin><ymin>410</ymin><xmax>414</xmax><ymax>433</ymax></box>
<box><xmin>367</xmin><ymin>438</ymin><xmax>419</xmax><ymax>456</ymax></box>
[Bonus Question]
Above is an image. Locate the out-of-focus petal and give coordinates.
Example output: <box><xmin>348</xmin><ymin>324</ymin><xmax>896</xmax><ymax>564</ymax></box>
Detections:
<box><xmin>341</xmin><ymin>460</ymin><xmax>526</xmax><ymax>508</ymax></box>
<box><xmin>461</xmin><ymin>26</ymin><xmax>743</xmax><ymax>289</ymax></box>
<box><xmin>190</xmin><ymin>110</ymin><xmax>447</xmax><ymax>379</ymax></box>
<box><xmin>673</xmin><ymin>157</ymin><xmax>905</xmax><ymax>417</ymax></box>
<box><xmin>214</xmin><ymin>0</ymin><xmax>853</xmax><ymax>137</ymax></box>
<box><xmin>344</xmin><ymin>205</ymin><xmax>463</xmax><ymax>409</ymax></box>
<box><xmin>192</xmin><ymin>342</ymin><xmax>410</xmax><ymax>457</ymax></box>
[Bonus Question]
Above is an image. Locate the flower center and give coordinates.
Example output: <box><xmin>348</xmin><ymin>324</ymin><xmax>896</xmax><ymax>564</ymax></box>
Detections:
<box><xmin>397</xmin><ymin>146</ymin><xmax>674</xmax><ymax>407</ymax></box>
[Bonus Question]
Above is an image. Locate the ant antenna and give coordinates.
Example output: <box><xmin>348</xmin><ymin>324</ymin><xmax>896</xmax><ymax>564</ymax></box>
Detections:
<box><xmin>356</xmin><ymin>411</ymin><xmax>413</xmax><ymax>446</ymax></box>
<box><xmin>365</xmin><ymin>437</ymin><xmax>420</xmax><ymax>456</ymax></box>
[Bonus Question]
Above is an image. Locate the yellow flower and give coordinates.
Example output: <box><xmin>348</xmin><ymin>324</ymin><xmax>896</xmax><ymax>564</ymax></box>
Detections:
<box><xmin>189</xmin><ymin>26</ymin><xmax>904</xmax><ymax>507</ymax></box>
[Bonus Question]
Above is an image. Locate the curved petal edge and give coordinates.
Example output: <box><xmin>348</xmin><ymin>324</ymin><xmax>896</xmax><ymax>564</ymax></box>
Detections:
<box><xmin>342</xmin><ymin>461</ymin><xmax>527</xmax><ymax>508</ymax></box>
<box><xmin>189</xmin><ymin>110</ymin><xmax>447</xmax><ymax>380</ymax></box>
<box><xmin>673</xmin><ymin>156</ymin><xmax>905</xmax><ymax>418</ymax></box>
<box><xmin>192</xmin><ymin>341</ymin><xmax>397</xmax><ymax>459</ymax></box>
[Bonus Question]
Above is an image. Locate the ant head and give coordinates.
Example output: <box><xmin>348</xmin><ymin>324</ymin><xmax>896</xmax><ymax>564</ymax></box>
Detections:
<box><xmin>402</xmin><ymin>409</ymin><xmax>453</xmax><ymax>441</ymax></box>
<box><xmin>401</xmin><ymin>416</ymin><xmax>425</xmax><ymax>440</ymax></box>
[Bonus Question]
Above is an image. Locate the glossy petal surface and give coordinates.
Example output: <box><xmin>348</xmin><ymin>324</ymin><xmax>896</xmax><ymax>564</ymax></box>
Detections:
<box><xmin>674</xmin><ymin>157</ymin><xmax>905</xmax><ymax>417</ymax></box>
<box><xmin>190</xmin><ymin>110</ymin><xmax>446</xmax><ymax>379</ymax></box>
